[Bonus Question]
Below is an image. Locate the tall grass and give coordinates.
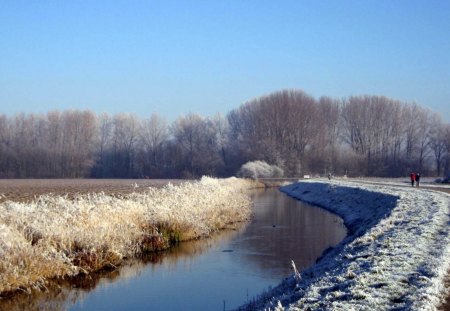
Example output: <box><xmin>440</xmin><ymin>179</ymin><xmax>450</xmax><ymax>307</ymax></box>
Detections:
<box><xmin>0</xmin><ymin>177</ymin><xmax>258</xmax><ymax>296</ymax></box>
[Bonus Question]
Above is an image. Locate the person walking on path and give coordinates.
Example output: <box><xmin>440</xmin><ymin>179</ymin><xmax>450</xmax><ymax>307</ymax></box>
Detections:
<box><xmin>415</xmin><ymin>173</ymin><xmax>421</xmax><ymax>187</ymax></box>
<box><xmin>410</xmin><ymin>172</ymin><xmax>416</xmax><ymax>187</ymax></box>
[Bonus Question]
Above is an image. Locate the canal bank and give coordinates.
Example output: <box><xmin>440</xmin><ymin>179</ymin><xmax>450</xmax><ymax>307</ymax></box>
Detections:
<box><xmin>241</xmin><ymin>180</ymin><xmax>450</xmax><ymax>310</ymax></box>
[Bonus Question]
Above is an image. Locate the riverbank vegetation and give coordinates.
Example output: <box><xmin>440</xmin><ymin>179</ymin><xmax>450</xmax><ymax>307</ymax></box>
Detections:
<box><xmin>0</xmin><ymin>89</ymin><xmax>449</xmax><ymax>179</ymax></box>
<box><xmin>0</xmin><ymin>177</ymin><xmax>258</xmax><ymax>296</ymax></box>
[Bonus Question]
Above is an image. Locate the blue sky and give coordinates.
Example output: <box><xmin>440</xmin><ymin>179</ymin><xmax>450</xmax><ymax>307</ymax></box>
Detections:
<box><xmin>1</xmin><ymin>1</ymin><xmax>449</xmax><ymax>120</ymax></box>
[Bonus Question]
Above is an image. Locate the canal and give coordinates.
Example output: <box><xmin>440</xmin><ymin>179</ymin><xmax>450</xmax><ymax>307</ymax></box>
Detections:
<box><xmin>1</xmin><ymin>188</ymin><xmax>347</xmax><ymax>311</ymax></box>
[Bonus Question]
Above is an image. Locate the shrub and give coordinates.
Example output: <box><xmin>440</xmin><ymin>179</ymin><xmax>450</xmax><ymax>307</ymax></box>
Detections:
<box><xmin>237</xmin><ymin>160</ymin><xmax>284</xmax><ymax>179</ymax></box>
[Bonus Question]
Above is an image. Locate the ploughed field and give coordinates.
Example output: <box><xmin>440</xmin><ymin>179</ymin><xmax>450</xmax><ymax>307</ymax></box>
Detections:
<box><xmin>0</xmin><ymin>179</ymin><xmax>184</xmax><ymax>203</ymax></box>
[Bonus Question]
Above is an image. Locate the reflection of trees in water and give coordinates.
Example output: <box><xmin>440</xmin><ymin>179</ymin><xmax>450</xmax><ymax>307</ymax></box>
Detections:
<box><xmin>236</xmin><ymin>190</ymin><xmax>347</xmax><ymax>279</ymax></box>
<box><xmin>0</xmin><ymin>225</ymin><xmax>246</xmax><ymax>311</ymax></box>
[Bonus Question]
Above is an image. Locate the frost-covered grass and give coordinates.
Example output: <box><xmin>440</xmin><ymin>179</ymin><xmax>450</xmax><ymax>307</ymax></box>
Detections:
<box><xmin>343</xmin><ymin>176</ymin><xmax>450</xmax><ymax>189</ymax></box>
<box><xmin>240</xmin><ymin>180</ymin><xmax>450</xmax><ymax>310</ymax></box>
<box><xmin>0</xmin><ymin>177</ymin><xmax>258</xmax><ymax>296</ymax></box>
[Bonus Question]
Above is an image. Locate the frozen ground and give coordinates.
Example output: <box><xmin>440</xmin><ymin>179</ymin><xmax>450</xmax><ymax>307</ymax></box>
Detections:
<box><xmin>343</xmin><ymin>177</ymin><xmax>450</xmax><ymax>190</ymax></box>
<box><xmin>239</xmin><ymin>179</ymin><xmax>450</xmax><ymax>310</ymax></box>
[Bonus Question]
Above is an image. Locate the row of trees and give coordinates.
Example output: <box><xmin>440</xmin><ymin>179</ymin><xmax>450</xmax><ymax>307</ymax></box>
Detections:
<box><xmin>0</xmin><ymin>89</ymin><xmax>449</xmax><ymax>178</ymax></box>
<box><xmin>229</xmin><ymin>90</ymin><xmax>450</xmax><ymax>177</ymax></box>
<box><xmin>0</xmin><ymin>111</ymin><xmax>230</xmax><ymax>178</ymax></box>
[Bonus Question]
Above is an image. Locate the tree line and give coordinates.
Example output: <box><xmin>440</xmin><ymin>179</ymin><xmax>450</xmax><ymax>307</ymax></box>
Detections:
<box><xmin>0</xmin><ymin>89</ymin><xmax>449</xmax><ymax>178</ymax></box>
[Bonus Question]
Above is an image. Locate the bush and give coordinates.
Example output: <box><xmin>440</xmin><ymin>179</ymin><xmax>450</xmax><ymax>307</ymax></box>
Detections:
<box><xmin>237</xmin><ymin>161</ymin><xmax>284</xmax><ymax>179</ymax></box>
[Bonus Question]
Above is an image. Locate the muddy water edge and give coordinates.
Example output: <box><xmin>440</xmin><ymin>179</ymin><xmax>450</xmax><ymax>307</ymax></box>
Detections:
<box><xmin>0</xmin><ymin>188</ymin><xmax>347</xmax><ymax>311</ymax></box>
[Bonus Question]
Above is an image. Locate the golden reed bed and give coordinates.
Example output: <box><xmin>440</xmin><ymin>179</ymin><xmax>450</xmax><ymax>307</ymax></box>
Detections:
<box><xmin>0</xmin><ymin>177</ymin><xmax>260</xmax><ymax>297</ymax></box>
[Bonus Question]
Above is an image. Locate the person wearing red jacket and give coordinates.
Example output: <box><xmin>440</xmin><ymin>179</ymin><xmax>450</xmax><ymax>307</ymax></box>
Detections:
<box><xmin>410</xmin><ymin>172</ymin><xmax>416</xmax><ymax>187</ymax></box>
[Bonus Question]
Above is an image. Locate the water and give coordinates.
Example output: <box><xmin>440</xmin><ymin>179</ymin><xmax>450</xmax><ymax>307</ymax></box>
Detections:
<box><xmin>1</xmin><ymin>189</ymin><xmax>346</xmax><ymax>311</ymax></box>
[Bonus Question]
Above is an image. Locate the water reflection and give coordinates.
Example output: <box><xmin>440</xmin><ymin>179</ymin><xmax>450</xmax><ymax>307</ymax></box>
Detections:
<box><xmin>236</xmin><ymin>190</ymin><xmax>346</xmax><ymax>277</ymax></box>
<box><xmin>0</xmin><ymin>189</ymin><xmax>346</xmax><ymax>311</ymax></box>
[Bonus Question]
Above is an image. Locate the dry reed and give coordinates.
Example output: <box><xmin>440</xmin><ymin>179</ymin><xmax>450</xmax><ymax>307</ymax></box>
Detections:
<box><xmin>0</xmin><ymin>177</ymin><xmax>258</xmax><ymax>296</ymax></box>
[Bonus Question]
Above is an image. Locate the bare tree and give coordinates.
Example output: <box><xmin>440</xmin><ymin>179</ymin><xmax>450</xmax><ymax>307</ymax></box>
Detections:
<box><xmin>429</xmin><ymin>114</ymin><xmax>447</xmax><ymax>176</ymax></box>
<box><xmin>341</xmin><ymin>96</ymin><xmax>409</xmax><ymax>176</ymax></box>
<box><xmin>341</xmin><ymin>97</ymin><xmax>372</xmax><ymax>174</ymax></box>
<box><xmin>443</xmin><ymin>125</ymin><xmax>450</xmax><ymax>176</ymax></box>
<box><xmin>91</xmin><ymin>113</ymin><xmax>113</xmax><ymax>177</ymax></box>
<box><xmin>0</xmin><ymin>114</ymin><xmax>13</xmax><ymax>177</ymax></box>
<box><xmin>228</xmin><ymin>90</ymin><xmax>317</xmax><ymax>176</ymax></box>
<box><xmin>138</xmin><ymin>113</ymin><xmax>169</xmax><ymax>177</ymax></box>
<box><xmin>111</xmin><ymin>113</ymin><xmax>140</xmax><ymax>177</ymax></box>
<box><xmin>171</xmin><ymin>114</ymin><xmax>222</xmax><ymax>177</ymax></box>
<box><xmin>57</xmin><ymin>110</ymin><xmax>97</xmax><ymax>177</ymax></box>
<box><xmin>314</xmin><ymin>96</ymin><xmax>341</xmax><ymax>174</ymax></box>
<box><xmin>403</xmin><ymin>104</ymin><xmax>421</xmax><ymax>163</ymax></box>
<box><xmin>415</xmin><ymin>107</ymin><xmax>432</xmax><ymax>172</ymax></box>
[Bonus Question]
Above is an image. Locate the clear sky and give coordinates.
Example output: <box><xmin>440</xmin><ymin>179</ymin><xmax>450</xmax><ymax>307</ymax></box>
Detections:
<box><xmin>1</xmin><ymin>1</ymin><xmax>449</xmax><ymax>121</ymax></box>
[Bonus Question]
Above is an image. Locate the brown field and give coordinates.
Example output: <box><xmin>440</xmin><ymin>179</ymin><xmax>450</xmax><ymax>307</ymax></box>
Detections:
<box><xmin>0</xmin><ymin>179</ymin><xmax>186</xmax><ymax>203</ymax></box>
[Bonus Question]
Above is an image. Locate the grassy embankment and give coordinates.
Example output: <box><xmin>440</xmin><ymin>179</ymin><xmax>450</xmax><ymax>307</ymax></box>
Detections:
<box><xmin>0</xmin><ymin>177</ymin><xmax>260</xmax><ymax>296</ymax></box>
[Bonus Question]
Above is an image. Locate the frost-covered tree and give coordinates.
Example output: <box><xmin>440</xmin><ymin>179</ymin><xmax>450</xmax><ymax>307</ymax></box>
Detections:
<box><xmin>237</xmin><ymin>160</ymin><xmax>284</xmax><ymax>179</ymax></box>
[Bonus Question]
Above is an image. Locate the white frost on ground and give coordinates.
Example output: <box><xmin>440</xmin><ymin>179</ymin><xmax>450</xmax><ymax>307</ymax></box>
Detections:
<box><xmin>239</xmin><ymin>180</ymin><xmax>450</xmax><ymax>310</ymax></box>
<box><xmin>344</xmin><ymin>177</ymin><xmax>450</xmax><ymax>189</ymax></box>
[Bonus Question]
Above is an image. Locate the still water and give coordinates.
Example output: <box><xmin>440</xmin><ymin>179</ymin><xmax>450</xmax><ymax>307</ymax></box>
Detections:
<box><xmin>2</xmin><ymin>189</ymin><xmax>346</xmax><ymax>311</ymax></box>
